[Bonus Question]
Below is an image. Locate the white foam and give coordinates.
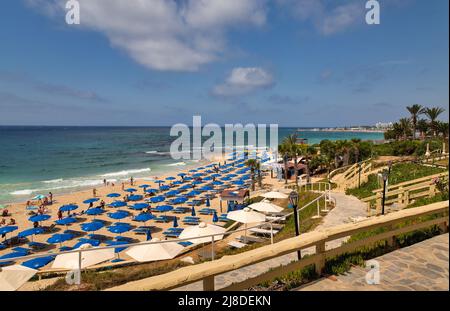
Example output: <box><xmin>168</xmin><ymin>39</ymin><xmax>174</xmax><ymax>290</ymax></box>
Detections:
<box><xmin>100</xmin><ymin>168</ymin><xmax>151</xmax><ymax>177</ymax></box>
<box><xmin>43</xmin><ymin>178</ymin><xmax>64</xmax><ymax>184</ymax></box>
<box><xmin>166</xmin><ymin>162</ymin><xmax>186</xmax><ymax>166</ymax></box>
<box><xmin>10</xmin><ymin>189</ymin><xmax>35</xmax><ymax>196</ymax></box>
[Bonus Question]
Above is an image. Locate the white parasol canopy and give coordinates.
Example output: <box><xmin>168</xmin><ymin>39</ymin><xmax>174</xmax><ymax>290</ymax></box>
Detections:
<box><xmin>261</xmin><ymin>191</ymin><xmax>288</xmax><ymax>199</ymax></box>
<box><xmin>126</xmin><ymin>238</ymin><xmax>184</xmax><ymax>262</ymax></box>
<box><xmin>52</xmin><ymin>243</ymin><xmax>115</xmax><ymax>269</ymax></box>
<box><xmin>248</xmin><ymin>201</ymin><xmax>284</xmax><ymax>213</ymax></box>
<box><xmin>178</xmin><ymin>222</ymin><xmax>226</xmax><ymax>244</ymax></box>
<box><xmin>0</xmin><ymin>265</ymin><xmax>37</xmax><ymax>291</ymax></box>
<box><xmin>227</xmin><ymin>207</ymin><xmax>266</xmax><ymax>224</ymax></box>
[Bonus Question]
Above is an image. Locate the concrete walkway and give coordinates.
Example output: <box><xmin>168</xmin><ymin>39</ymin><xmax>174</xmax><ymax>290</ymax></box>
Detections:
<box><xmin>297</xmin><ymin>233</ymin><xmax>449</xmax><ymax>291</ymax></box>
<box><xmin>174</xmin><ymin>192</ymin><xmax>368</xmax><ymax>291</ymax></box>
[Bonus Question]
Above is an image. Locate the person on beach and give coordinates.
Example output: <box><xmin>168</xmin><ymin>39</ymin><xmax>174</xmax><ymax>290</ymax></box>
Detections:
<box><xmin>1</xmin><ymin>209</ymin><xmax>8</xmax><ymax>217</ymax></box>
<box><xmin>8</xmin><ymin>218</ymin><xmax>15</xmax><ymax>225</ymax></box>
<box><xmin>57</xmin><ymin>210</ymin><xmax>63</xmax><ymax>220</ymax></box>
<box><xmin>103</xmin><ymin>179</ymin><xmax>107</xmax><ymax>186</ymax></box>
<box><xmin>48</xmin><ymin>192</ymin><xmax>53</xmax><ymax>204</ymax></box>
<box><xmin>121</xmin><ymin>183</ymin><xmax>125</xmax><ymax>191</ymax></box>
<box><xmin>100</xmin><ymin>200</ymin><xmax>105</xmax><ymax>209</ymax></box>
<box><xmin>130</xmin><ymin>177</ymin><xmax>134</xmax><ymax>186</ymax></box>
<box><xmin>33</xmin><ymin>221</ymin><xmax>39</xmax><ymax>228</ymax></box>
<box><xmin>0</xmin><ymin>219</ymin><xmax>6</xmax><ymax>226</ymax></box>
<box><xmin>93</xmin><ymin>188</ymin><xmax>97</xmax><ymax>197</ymax></box>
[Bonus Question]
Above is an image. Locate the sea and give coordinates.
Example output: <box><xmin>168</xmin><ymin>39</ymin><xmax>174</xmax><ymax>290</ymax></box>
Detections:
<box><xmin>0</xmin><ymin>126</ymin><xmax>383</xmax><ymax>204</ymax></box>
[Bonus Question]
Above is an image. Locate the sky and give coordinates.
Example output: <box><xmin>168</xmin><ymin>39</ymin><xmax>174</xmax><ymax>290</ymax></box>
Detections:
<box><xmin>0</xmin><ymin>0</ymin><xmax>448</xmax><ymax>127</ymax></box>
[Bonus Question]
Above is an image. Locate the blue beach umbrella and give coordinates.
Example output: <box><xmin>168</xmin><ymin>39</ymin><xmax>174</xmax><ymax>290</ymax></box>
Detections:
<box><xmin>47</xmin><ymin>233</ymin><xmax>73</xmax><ymax>246</ymax></box>
<box><xmin>145</xmin><ymin>188</ymin><xmax>158</xmax><ymax>194</ymax></box>
<box><xmin>139</xmin><ymin>184</ymin><xmax>150</xmax><ymax>189</ymax></box>
<box><xmin>233</xmin><ymin>180</ymin><xmax>245</xmax><ymax>186</ymax></box>
<box><xmin>85</xmin><ymin>207</ymin><xmax>104</xmax><ymax>216</ymax></box>
<box><xmin>108</xmin><ymin>210</ymin><xmax>129</xmax><ymax>220</ymax></box>
<box><xmin>177</xmin><ymin>173</ymin><xmax>186</xmax><ymax>177</ymax></box>
<box><xmin>173</xmin><ymin>217</ymin><xmax>178</xmax><ymax>228</ymax></box>
<box><xmin>32</xmin><ymin>194</ymin><xmax>46</xmax><ymax>200</ymax></box>
<box><xmin>192</xmin><ymin>173</ymin><xmax>204</xmax><ymax>178</ymax></box>
<box><xmin>199</xmin><ymin>186</ymin><xmax>213</xmax><ymax>191</ymax></box>
<box><xmin>183</xmin><ymin>176</ymin><xmax>193</xmax><ymax>181</ymax></box>
<box><xmin>134</xmin><ymin>213</ymin><xmax>155</xmax><ymax>224</ymax></box>
<box><xmin>149</xmin><ymin>195</ymin><xmax>165</xmax><ymax>203</ymax></box>
<box><xmin>109</xmin><ymin>201</ymin><xmax>127</xmax><ymax>208</ymax></box>
<box><xmin>28</xmin><ymin>214</ymin><xmax>51</xmax><ymax>223</ymax></box>
<box><xmin>160</xmin><ymin>185</ymin><xmax>170</xmax><ymax>191</ymax></box>
<box><xmin>0</xmin><ymin>226</ymin><xmax>18</xmax><ymax>237</ymax></box>
<box><xmin>192</xmin><ymin>180</ymin><xmax>203</xmax><ymax>185</ymax></box>
<box><xmin>107</xmin><ymin>193</ymin><xmax>121</xmax><ymax>198</ymax></box>
<box><xmin>166</xmin><ymin>190</ymin><xmax>179</xmax><ymax>197</ymax></box>
<box><xmin>128</xmin><ymin>194</ymin><xmax>143</xmax><ymax>201</ymax></box>
<box><xmin>188</xmin><ymin>169</ymin><xmax>197</xmax><ymax>173</ymax></box>
<box><xmin>191</xmin><ymin>206</ymin><xmax>196</xmax><ymax>217</ymax></box>
<box><xmin>73</xmin><ymin>239</ymin><xmax>101</xmax><ymax>248</ymax></box>
<box><xmin>206</xmin><ymin>197</ymin><xmax>210</xmax><ymax>207</ymax></box>
<box><xmin>55</xmin><ymin>217</ymin><xmax>77</xmax><ymax>226</ymax></box>
<box><xmin>83</xmin><ymin>198</ymin><xmax>99</xmax><ymax>204</ymax></box>
<box><xmin>155</xmin><ymin>205</ymin><xmax>173</xmax><ymax>213</ymax></box>
<box><xmin>154</xmin><ymin>180</ymin><xmax>165</xmax><ymax>185</ymax></box>
<box><xmin>18</xmin><ymin>227</ymin><xmax>44</xmax><ymax>241</ymax></box>
<box><xmin>129</xmin><ymin>203</ymin><xmax>149</xmax><ymax>210</ymax></box>
<box><xmin>59</xmin><ymin>204</ymin><xmax>78</xmax><ymax>212</ymax></box>
<box><xmin>124</xmin><ymin>188</ymin><xmax>137</xmax><ymax>193</ymax></box>
<box><xmin>187</xmin><ymin>190</ymin><xmax>200</xmax><ymax>197</ymax></box>
<box><xmin>173</xmin><ymin>180</ymin><xmax>183</xmax><ymax>185</ymax></box>
<box><xmin>179</xmin><ymin>184</ymin><xmax>192</xmax><ymax>190</ymax></box>
<box><xmin>80</xmin><ymin>221</ymin><xmax>104</xmax><ymax>233</ymax></box>
<box><xmin>212</xmin><ymin>181</ymin><xmax>224</xmax><ymax>186</ymax></box>
<box><xmin>212</xmin><ymin>211</ymin><xmax>218</xmax><ymax>223</ymax></box>
<box><xmin>108</xmin><ymin>225</ymin><xmax>131</xmax><ymax>235</ymax></box>
<box><xmin>211</xmin><ymin>173</ymin><xmax>221</xmax><ymax>178</ymax></box>
<box><xmin>22</xmin><ymin>256</ymin><xmax>55</xmax><ymax>270</ymax></box>
<box><xmin>172</xmin><ymin>197</ymin><xmax>187</xmax><ymax>204</ymax></box>
<box><xmin>166</xmin><ymin>176</ymin><xmax>176</xmax><ymax>181</ymax></box>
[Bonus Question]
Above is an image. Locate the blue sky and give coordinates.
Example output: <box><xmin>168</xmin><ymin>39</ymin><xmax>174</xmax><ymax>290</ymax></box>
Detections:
<box><xmin>0</xmin><ymin>0</ymin><xmax>448</xmax><ymax>126</ymax></box>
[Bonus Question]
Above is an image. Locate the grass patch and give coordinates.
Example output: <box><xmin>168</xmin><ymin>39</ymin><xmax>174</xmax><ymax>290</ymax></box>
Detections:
<box><xmin>346</xmin><ymin>162</ymin><xmax>446</xmax><ymax>199</ymax></box>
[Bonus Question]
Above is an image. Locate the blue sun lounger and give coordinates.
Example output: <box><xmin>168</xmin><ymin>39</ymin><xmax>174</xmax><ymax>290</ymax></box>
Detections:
<box><xmin>178</xmin><ymin>241</ymin><xmax>193</xmax><ymax>247</ymax></box>
<box><xmin>28</xmin><ymin>241</ymin><xmax>49</xmax><ymax>250</ymax></box>
<box><xmin>198</xmin><ymin>208</ymin><xmax>215</xmax><ymax>215</ymax></box>
<box><xmin>154</xmin><ymin>216</ymin><xmax>173</xmax><ymax>223</ymax></box>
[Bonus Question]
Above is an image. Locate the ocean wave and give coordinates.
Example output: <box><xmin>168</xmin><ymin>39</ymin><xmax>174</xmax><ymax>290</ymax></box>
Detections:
<box><xmin>10</xmin><ymin>189</ymin><xmax>35</xmax><ymax>195</ymax></box>
<box><xmin>166</xmin><ymin>162</ymin><xmax>186</xmax><ymax>166</ymax></box>
<box><xmin>43</xmin><ymin>178</ymin><xmax>64</xmax><ymax>184</ymax></box>
<box><xmin>145</xmin><ymin>151</ymin><xmax>171</xmax><ymax>156</ymax></box>
<box><xmin>100</xmin><ymin>168</ymin><xmax>151</xmax><ymax>177</ymax></box>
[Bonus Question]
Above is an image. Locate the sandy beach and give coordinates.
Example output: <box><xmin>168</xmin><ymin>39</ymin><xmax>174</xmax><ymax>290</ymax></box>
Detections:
<box><xmin>0</xmin><ymin>153</ymin><xmax>284</xmax><ymax>266</ymax></box>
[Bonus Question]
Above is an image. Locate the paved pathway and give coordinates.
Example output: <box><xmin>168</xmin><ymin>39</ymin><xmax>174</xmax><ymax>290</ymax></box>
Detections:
<box><xmin>297</xmin><ymin>233</ymin><xmax>449</xmax><ymax>291</ymax></box>
<box><xmin>174</xmin><ymin>192</ymin><xmax>367</xmax><ymax>291</ymax></box>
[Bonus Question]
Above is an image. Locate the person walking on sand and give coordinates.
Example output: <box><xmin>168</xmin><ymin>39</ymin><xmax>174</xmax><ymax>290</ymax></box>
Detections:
<box><xmin>48</xmin><ymin>192</ymin><xmax>53</xmax><ymax>204</ymax></box>
<box><xmin>57</xmin><ymin>210</ymin><xmax>63</xmax><ymax>220</ymax></box>
<box><xmin>93</xmin><ymin>188</ymin><xmax>97</xmax><ymax>197</ymax></box>
<box><xmin>130</xmin><ymin>176</ymin><xmax>134</xmax><ymax>186</ymax></box>
<box><xmin>103</xmin><ymin>179</ymin><xmax>107</xmax><ymax>187</ymax></box>
<box><xmin>121</xmin><ymin>182</ymin><xmax>125</xmax><ymax>191</ymax></box>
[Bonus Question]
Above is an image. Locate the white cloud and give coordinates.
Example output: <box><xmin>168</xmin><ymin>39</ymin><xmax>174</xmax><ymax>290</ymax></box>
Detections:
<box><xmin>213</xmin><ymin>67</ymin><xmax>274</xmax><ymax>96</ymax></box>
<box><xmin>25</xmin><ymin>0</ymin><xmax>267</xmax><ymax>71</ymax></box>
<box><xmin>276</xmin><ymin>0</ymin><xmax>364</xmax><ymax>35</ymax></box>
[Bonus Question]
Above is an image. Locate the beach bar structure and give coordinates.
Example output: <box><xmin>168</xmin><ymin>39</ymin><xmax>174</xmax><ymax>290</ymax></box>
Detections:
<box><xmin>219</xmin><ymin>189</ymin><xmax>250</xmax><ymax>213</ymax></box>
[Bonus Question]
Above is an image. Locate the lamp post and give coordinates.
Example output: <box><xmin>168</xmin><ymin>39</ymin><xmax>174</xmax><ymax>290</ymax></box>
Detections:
<box><xmin>283</xmin><ymin>153</ymin><xmax>289</xmax><ymax>184</ymax></box>
<box><xmin>381</xmin><ymin>170</ymin><xmax>389</xmax><ymax>215</ymax></box>
<box><xmin>388</xmin><ymin>161</ymin><xmax>393</xmax><ymax>175</ymax></box>
<box><xmin>289</xmin><ymin>190</ymin><xmax>301</xmax><ymax>260</ymax></box>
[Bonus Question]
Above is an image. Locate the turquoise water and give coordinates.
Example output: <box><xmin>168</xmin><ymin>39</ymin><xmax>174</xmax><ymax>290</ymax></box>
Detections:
<box><xmin>0</xmin><ymin>126</ymin><xmax>383</xmax><ymax>203</ymax></box>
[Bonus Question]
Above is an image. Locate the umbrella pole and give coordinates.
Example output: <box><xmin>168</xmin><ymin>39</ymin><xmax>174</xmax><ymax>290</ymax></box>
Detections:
<box><xmin>211</xmin><ymin>236</ymin><xmax>215</xmax><ymax>261</ymax></box>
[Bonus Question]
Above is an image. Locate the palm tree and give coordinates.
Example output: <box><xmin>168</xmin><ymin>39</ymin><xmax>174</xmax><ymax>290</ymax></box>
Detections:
<box><xmin>398</xmin><ymin>118</ymin><xmax>412</xmax><ymax>139</ymax></box>
<box><xmin>416</xmin><ymin>119</ymin><xmax>429</xmax><ymax>139</ymax></box>
<box><xmin>278</xmin><ymin>143</ymin><xmax>289</xmax><ymax>184</ymax></box>
<box><xmin>424</xmin><ymin>107</ymin><xmax>446</xmax><ymax>136</ymax></box>
<box><xmin>437</xmin><ymin>121</ymin><xmax>449</xmax><ymax>138</ymax></box>
<box><xmin>255</xmin><ymin>161</ymin><xmax>263</xmax><ymax>188</ymax></box>
<box><xmin>406</xmin><ymin>104</ymin><xmax>425</xmax><ymax>139</ymax></box>
<box><xmin>245</xmin><ymin>159</ymin><xmax>257</xmax><ymax>191</ymax></box>
<box><xmin>281</xmin><ymin>134</ymin><xmax>301</xmax><ymax>187</ymax></box>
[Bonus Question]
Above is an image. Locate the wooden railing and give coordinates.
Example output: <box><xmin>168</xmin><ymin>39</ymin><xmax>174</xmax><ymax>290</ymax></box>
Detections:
<box><xmin>362</xmin><ymin>172</ymin><xmax>448</xmax><ymax>214</ymax></box>
<box><xmin>328</xmin><ymin>159</ymin><xmax>375</xmax><ymax>191</ymax></box>
<box><xmin>106</xmin><ymin>201</ymin><xmax>449</xmax><ymax>291</ymax></box>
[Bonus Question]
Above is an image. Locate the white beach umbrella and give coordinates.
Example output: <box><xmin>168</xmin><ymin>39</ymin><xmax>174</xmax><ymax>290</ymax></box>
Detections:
<box><xmin>52</xmin><ymin>243</ymin><xmax>115</xmax><ymax>270</ymax></box>
<box><xmin>227</xmin><ymin>207</ymin><xmax>266</xmax><ymax>224</ymax></box>
<box><xmin>248</xmin><ymin>201</ymin><xmax>284</xmax><ymax>213</ymax></box>
<box><xmin>178</xmin><ymin>222</ymin><xmax>226</xmax><ymax>244</ymax></box>
<box><xmin>0</xmin><ymin>265</ymin><xmax>37</xmax><ymax>291</ymax></box>
<box><xmin>227</xmin><ymin>208</ymin><xmax>266</xmax><ymax>239</ymax></box>
<box><xmin>261</xmin><ymin>191</ymin><xmax>288</xmax><ymax>199</ymax></box>
<box><xmin>125</xmin><ymin>238</ymin><xmax>184</xmax><ymax>262</ymax></box>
